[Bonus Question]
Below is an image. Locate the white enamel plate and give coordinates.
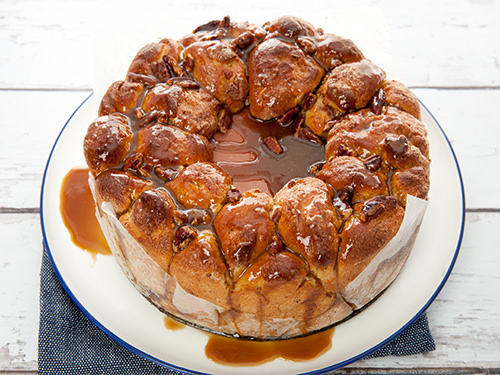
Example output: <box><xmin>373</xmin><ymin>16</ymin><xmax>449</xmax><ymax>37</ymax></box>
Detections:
<box><xmin>40</xmin><ymin>94</ymin><xmax>464</xmax><ymax>374</ymax></box>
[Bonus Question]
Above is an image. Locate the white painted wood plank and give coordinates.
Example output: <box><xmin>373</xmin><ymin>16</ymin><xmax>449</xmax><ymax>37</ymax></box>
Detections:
<box><xmin>1</xmin><ymin>211</ymin><xmax>499</xmax><ymax>371</ymax></box>
<box><xmin>0</xmin><ymin>90</ymin><xmax>91</xmax><ymax>209</ymax></box>
<box><xmin>0</xmin><ymin>214</ymin><xmax>40</xmax><ymax>371</ymax></box>
<box><xmin>1</xmin><ymin>88</ymin><xmax>498</xmax><ymax>210</ymax></box>
<box><xmin>353</xmin><ymin>211</ymin><xmax>500</xmax><ymax>369</ymax></box>
<box><xmin>413</xmin><ymin>88</ymin><xmax>500</xmax><ymax>210</ymax></box>
<box><xmin>1</xmin><ymin>0</ymin><xmax>499</xmax><ymax>89</ymax></box>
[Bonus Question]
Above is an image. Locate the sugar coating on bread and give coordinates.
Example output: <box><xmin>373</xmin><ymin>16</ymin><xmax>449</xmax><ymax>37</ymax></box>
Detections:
<box><xmin>83</xmin><ymin>15</ymin><xmax>430</xmax><ymax>339</ymax></box>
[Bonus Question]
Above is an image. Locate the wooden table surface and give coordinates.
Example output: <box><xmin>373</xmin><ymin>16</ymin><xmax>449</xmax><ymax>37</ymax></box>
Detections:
<box><xmin>1</xmin><ymin>0</ymin><xmax>499</xmax><ymax>374</ymax></box>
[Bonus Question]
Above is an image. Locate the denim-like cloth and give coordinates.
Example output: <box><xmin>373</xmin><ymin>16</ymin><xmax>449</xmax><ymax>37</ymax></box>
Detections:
<box><xmin>39</xmin><ymin>249</ymin><xmax>435</xmax><ymax>374</ymax></box>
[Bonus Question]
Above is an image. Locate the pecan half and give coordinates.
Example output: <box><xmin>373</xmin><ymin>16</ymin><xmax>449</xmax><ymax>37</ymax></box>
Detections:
<box><xmin>181</xmin><ymin>54</ymin><xmax>195</xmax><ymax>72</ymax></box>
<box><xmin>167</xmin><ymin>77</ymin><xmax>200</xmax><ymax>90</ymax></box>
<box><xmin>338</xmin><ymin>185</ymin><xmax>354</xmax><ymax>204</ymax></box>
<box><xmin>263</xmin><ymin>136</ymin><xmax>284</xmax><ymax>154</ymax></box>
<box><xmin>217</xmin><ymin>107</ymin><xmax>232</xmax><ymax>133</ymax></box>
<box><xmin>296</xmin><ymin>127</ymin><xmax>321</xmax><ymax>144</ymax></box>
<box><xmin>232</xmin><ymin>31</ymin><xmax>255</xmax><ymax>50</ymax></box>
<box><xmin>360</xmin><ymin>198</ymin><xmax>386</xmax><ymax>222</ymax></box>
<box><xmin>154</xmin><ymin>166</ymin><xmax>178</xmax><ymax>182</ymax></box>
<box><xmin>303</xmin><ymin>92</ymin><xmax>317</xmax><ymax>111</ymax></box>
<box><xmin>227</xmin><ymin>186</ymin><xmax>242</xmax><ymax>203</ymax></box>
<box><xmin>291</xmin><ymin>115</ymin><xmax>305</xmax><ymax>136</ymax></box>
<box><xmin>363</xmin><ymin>154</ymin><xmax>383</xmax><ymax>171</ymax></box>
<box><xmin>384</xmin><ymin>135</ymin><xmax>409</xmax><ymax>157</ymax></box>
<box><xmin>268</xmin><ymin>235</ymin><xmax>285</xmax><ymax>254</ymax></box>
<box><xmin>173</xmin><ymin>226</ymin><xmax>197</xmax><ymax>252</ymax></box>
<box><xmin>162</xmin><ymin>54</ymin><xmax>187</xmax><ymax>77</ymax></box>
<box><xmin>123</xmin><ymin>153</ymin><xmax>144</xmax><ymax>171</ymax></box>
<box><xmin>370</xmin><ymin>88</ymin><xmax>386</xmax><ymax>115</ymax></box>
<box><xmin>336</xmin><ymin>144</ymin><xmax>356</xmax><ymax>157</ymax></box>
<box><xmin>308</xmin><ymin>161</ymin><xmax>325</xmax><ymax>175</ymax></box>
<box><xmin>297</xmin><ymin>36</ymin><xmax>317</xmax><ymax>55</ymax></box>
<box><xmin>278</xmin><ymin>106</ymin><xmax>300</xmax><ymax>125</ymax></box>
<box><xmin>270</xmin><ymin>205</ymin><xmax>282</xmax><ymax>223</ymax></box>
<box><xmin>136</xmin><ymin>110</ymin><xmax>163</xmax><ymax>128</ymax></box>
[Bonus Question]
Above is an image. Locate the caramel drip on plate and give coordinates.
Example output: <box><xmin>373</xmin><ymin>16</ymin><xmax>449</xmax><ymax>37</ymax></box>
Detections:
<box><xmin>205</xmin><ymin>328</ymin><xmax>334</xmax><ymax>366</ymax></box>
<box><xmin>60</xmin><ymin>167</ymin><xmax>111</xmax><ymax>257</ymax></box>
<box><xmin>163</xmin><ymin>316</ymin><xmax>185</xmax><ymax>331</ymax></box>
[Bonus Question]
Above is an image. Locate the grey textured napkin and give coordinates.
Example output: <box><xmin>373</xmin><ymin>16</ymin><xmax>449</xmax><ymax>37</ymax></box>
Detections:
<box><xmin>39</xmin><ymin>248</ymin><xmax>435</xmax><ymax>375</ymax></box>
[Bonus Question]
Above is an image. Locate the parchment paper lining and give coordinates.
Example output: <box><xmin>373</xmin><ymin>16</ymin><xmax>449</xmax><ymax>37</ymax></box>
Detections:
<box><xmin>90</xmin><ymin>174</ymin><xmax>427</xmax><ymax>339</ymax></box>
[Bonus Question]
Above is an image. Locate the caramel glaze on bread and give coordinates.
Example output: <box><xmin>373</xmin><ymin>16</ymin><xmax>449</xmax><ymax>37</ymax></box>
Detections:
<box><xmin>83</xmin><ymin>15</ymin><xmax>430</xmax><ymax>339</ymax></box>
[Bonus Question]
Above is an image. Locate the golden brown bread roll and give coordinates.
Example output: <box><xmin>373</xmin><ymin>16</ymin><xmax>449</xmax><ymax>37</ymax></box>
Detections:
<box><xmin>83</xmin><ymin>114</ymin><xmax>132</xmax><ymax>175</ymax></box>
<box><xmin>83</xmin><ymin>15</ymin><xmax>430</xmax><ymax>339</ymax></box>
<box><xmin>119</xmin><ymin>188</ymin><xmax>176</xmax><ymax>272</ymax></box>
<box><xmin>213</xmin><ymin>189</ymin><xmax>274</xmax><ymax>279</ymax></box>
<box><xmin>168</xmin><ymin>162</ymin><xmax>232</xmax><ymax>213</ymax></box>
<box><xmin>248</xmin><ymin>37</ymin><xmax>324</xmax><ymax>120</ymax></box>
<box><xmin>136</xmin><ymin>124</ymin><xmax>213</xmax><ymax>167</ymax></box>
<box><xmin>184</xmin><ymin>40</ymin><xmax>248</xmax><ymax>113</ymax></box>
<box><xmin>141</xmin><ymin>80</ymin><xmax>222</xmax><ymax>138</ymax></box>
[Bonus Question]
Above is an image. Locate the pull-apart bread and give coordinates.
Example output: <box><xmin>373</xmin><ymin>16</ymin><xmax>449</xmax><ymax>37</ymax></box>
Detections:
<box><xmin>83</xmin><ymin>15</ymin><xmax>430</xmax><ymax>339</ymax></box>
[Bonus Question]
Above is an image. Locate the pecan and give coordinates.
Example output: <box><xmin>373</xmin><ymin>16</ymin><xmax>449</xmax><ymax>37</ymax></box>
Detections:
<box><xmin>127</xmin><ymin>72</ymin><xmax>157</xmax><ymax>86</ymax></box>
<box><xmin>360</xmin><ymin>199</ymin><xmax>385</xmax><ymax>222</ymax></box>
<box><xmin>173</xmin><ymin>210</ymin><xmax>189</xmax><ymax>225</ymax></box>
<box><xmin>364</xmin><ymin>154</ymin><xmax>383</xmax><ymax>171</ymax></box>
<box><xmin>296</xmin><ymin>127</ymin><xmax>321</xmax><ymax>144</ymax></box>
<box><xmin>162</xmin><ymin>54</ymin><xmax>187</xmax><ymax>77</ymax></box>
<box><xmin>150</xmin><ymin>60</ymin><xmax>170</xmax><ymax>82</ymax></box>
<box><xmin>181</xmin><ymin>54</ymin><xmax>195</xmax><ymax>72</ymax></box>
<box><xmin>167</xmin><ymin>77</ymin><xmax>200</xmax><ymax>90</ymax></box>
<box><xmin>338</xmin><ymin>185</ymin><xmax>354</xmax><ymax>204</ymax></box>
<box><xmin>333</xmin><ymin>197</ymin><xmax>352</xmax><ymax>220</ymax></box>
<box><xmin>383</xmin><ymin>135</ymin><xmax>409</xmax><ymax>157</ymax></box>
<box><xmin>270</xmin><ymin>205</ymin><xmax>282</xmax><ymax>223</ymax></box>
<box><xmin>277</xmin><ymin>106</ymin><xmax>300</xmax><ymax>125</ymax></box>
<box><xmin>308</xmin><ymin>161</ymin><xmax>325</xmax><ymax>175</ymax></box>
<box><xmin>217</xmin><ymin>107</ymin><xmax>232</xmax><ymax>133</ymax></box>
<box><xmin>263</xmin><ymin>136</ymin><xmax>284</xmax><ymax>154</ymax></box>
<box><xmin>136</xmin><ymin>110</ymin><xmax>159</xmax><ymax>128</ymax></box>
<box><xmin>297</xmin><ymin>36</ymin><xmax>317</xmax><ymax>55</ymax></box>
<box><xmin>303</xmin><ymin>92</ymin><xmax>317</xmax><ymax>111</ymax></box>
<box><xmin>219</xmin><ymin>15</ymin><xmax>231</xmax><ymax>29</ymax></box>
<box><xmin>232</xmin><ymin>31</ymin><xmax>255</xmax><ymax>49</ymax></box>
<box><xmin>194</xmin><ymin>20</ymin><xmax>220</xmax><ymax>33</ymax></box>
<box><xmin>336</xmin><ymin>144</ymin><xmax>356</xmax><ymax>157</ymax></box>
<box><xmin>200</xmin><ymin>28</ymin><xmax>227</xmax><ymax>41</ymax></box>
<box><xmin>137</xmin><ymin>163</ymin><xmax>153</xmax><ymax>179</ymax></box>
<box><xmin>173</xmin><ymin>226</ymin><xmax>197</xmax><ymax>252</ymax></box>
<box><xmin>370</xmin><ymin>88</ymin><xmax>386</xmax><ymax>115</ymax></box>
<box><xmin>268</xmin><ymin>235</ymin><xmax>285</xmax><ymax>254</ymax></box>
<box><xmin>154</xmin><ymin>166</ymin><xmax>178</xmax><ymax>182</ymax></box>
<box><xmin>227</xmin><ymin>186</ymin><xmax>242</xmax><ymax>203</ymax></box>
<box><xmin>123</xmin><ymin>153</ymin><xmax>144</xmax><ymax>171</ymax></box>
<box><xmin>291</xmin><ymin>115</ymin><xmax>305</xmax><ymax>136</ymax></box>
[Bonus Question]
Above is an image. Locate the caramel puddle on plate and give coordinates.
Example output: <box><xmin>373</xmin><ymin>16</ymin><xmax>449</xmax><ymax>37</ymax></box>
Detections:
<box><xmin>163</xmin><ymin>316</ymin><xmax>185</xmax><ymax>331</ymax></box>
<box><xmin>205</xmin><ymin>329</ymin><xmax>335</xmax><ymax>366</ymax></box>
<box><xmin>60</xmin><ymin>167</ymin><xmax>111</xmax><ymax>258</ymax></box>
<box><xmin>163</xmin><ymin>315</ymin><xmax>333</xmax><ymax>366</ymax></box>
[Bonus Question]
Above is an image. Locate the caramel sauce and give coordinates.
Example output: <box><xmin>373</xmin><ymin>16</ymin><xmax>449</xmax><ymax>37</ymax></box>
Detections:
<box><xmin>205</xmin><ymin>328</ymin><xmax>334</xmax><ymax>366</ymax></box>
<box><xmin>212</xmin><ymin>108</ymin><xmax>325</xmax><ymax>196</ymax></box>
<box><xmin>163</xmin><ymin>315</ymin><xmax>185</xmax><ymax>331</ymax></box>
<box><xmin>60</xmin><ymin>167</ymin><xmax>111</xmax><ymax>257</ymax></box>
